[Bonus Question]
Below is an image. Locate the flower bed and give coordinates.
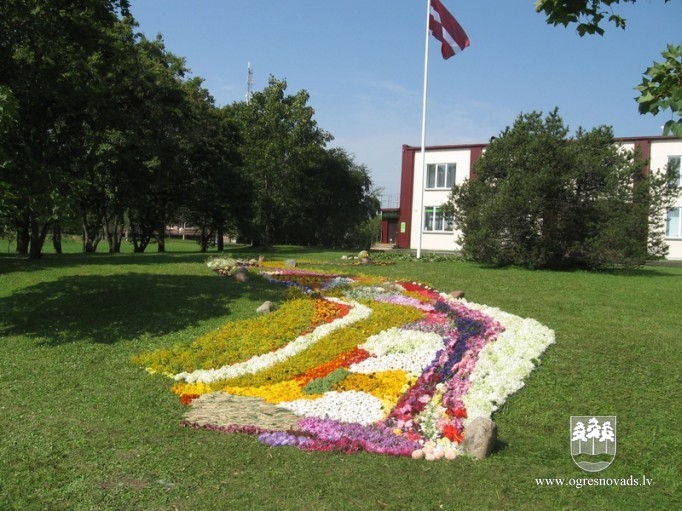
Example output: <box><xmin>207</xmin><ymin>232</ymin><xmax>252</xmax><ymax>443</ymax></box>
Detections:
<box><xmin>135</xmin><ymin>264</ymin><xmax>555</xmax><ymax>460</ymax></box>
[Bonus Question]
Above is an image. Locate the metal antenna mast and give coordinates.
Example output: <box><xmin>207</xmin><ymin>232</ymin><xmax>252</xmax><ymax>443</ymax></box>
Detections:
<box><xmin>246</xmin><ymin>62</ymin><xmax>253</xmax><ymax>104</ymax></box>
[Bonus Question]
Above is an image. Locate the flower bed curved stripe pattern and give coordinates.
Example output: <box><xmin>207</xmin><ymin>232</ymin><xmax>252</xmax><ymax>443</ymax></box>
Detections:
<box><xmin>455</xmin><ymin>298</ymin><xmax>557</xmax><ymax>422</ymax></box>
<box><xmin>174</xmin><ymin>298</ymin><xmax>372</xmax><ymax>384</ymax></box>
<box><xmin>136</xmin><ymin>265</ymin><xmax>555</xmax><ymax>460</ymax></box>
<box><xmin>215</xmin><ymin>302</ymin><xmax>424</xmax><ymax>389</ymax></box>
<box><xmin>132</xmin><ymin>298</ymin><xmax>320</xmax><ymax>375</ymax></box>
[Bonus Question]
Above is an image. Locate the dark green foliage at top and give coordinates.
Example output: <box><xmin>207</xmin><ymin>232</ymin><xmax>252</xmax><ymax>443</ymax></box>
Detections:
<box><xmin>537</xmin><ymin>1</ymin><xmax>680</xmax><ymax>135</ymax></box>
<box><xmin>229</xmin><ymin>77</ymin><xmax>380</xmax><ymax>249</ymax></box>
<box><xmin>0</xmin><ymin>86</ymin><xmax>18</xmax><ymax>237</ymax></box>
<box><xmin>445</xmin><ymin>109</ymin><xmax>678</xmax><ymax>269</ymax></box>
<box><xmin>636</xmin><ymin>43</ymin><xmax>682</xmax><ymax>137</ymax></box>
<box><xmin>0</xmin><ymin>2</ymin><xmax>379</xmax><ymax>258</ymax></box>
<box><xmin>536</xmin><ymin>0</ymin><xmax>644</xmax><ymax>36</ymax></box>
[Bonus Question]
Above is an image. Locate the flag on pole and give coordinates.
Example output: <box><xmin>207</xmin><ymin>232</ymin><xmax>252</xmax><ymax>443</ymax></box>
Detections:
<box><xmin>429</xmin><ymin>0</ymin><xmax>470</xmax><ymax>59</ymax></box>
<box><xmin>416</xmin><ymin>0</ymin><xmax>469</xmax><ymax>258</ymax></box>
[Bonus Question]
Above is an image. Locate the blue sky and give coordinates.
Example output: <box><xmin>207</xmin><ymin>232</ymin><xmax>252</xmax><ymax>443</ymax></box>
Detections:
<box><xmin>130</xmin><ymin>1</ymin><xmax>681</xmax><ymax>197</ymax></box>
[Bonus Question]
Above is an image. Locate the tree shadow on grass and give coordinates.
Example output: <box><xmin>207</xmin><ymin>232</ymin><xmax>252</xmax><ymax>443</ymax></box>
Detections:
<box><xmin>471</xmin><ymin>261</ymin><xmax>681</xmax><ymax>278</ymax></box>
<box><xmin>0</xmin><ymin>251</ymin><xmax>212</xmax><ymax>275</ymax></box>
<box><xmin>0</xmin><ymin>245</ymin><xmax>347</xmax><ymax>275</ymax></box>
<box><xmin>0</xmin><ymin>272</ymin><xmax>286</xmax><ymax>346</ymax></box>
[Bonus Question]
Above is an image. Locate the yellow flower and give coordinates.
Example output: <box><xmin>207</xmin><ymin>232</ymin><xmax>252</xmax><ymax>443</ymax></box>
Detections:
<box><xmin>216</xmin><ymin>302</ymin><xmax>423</xmax><ymax>388</ymax></box>
<box><xmin>333</xmin><ymin>370</ymin><xmax>410</xmax><ymax>411</ymax></box>
<box><xmin>132</xmin><ymin>298</ymin><xmax>317</xmax><ymax>375</ymax></box>
<box><xmin>171</xmin><ymin>381</ymin><xmax>214</xmax><ymax>397</ymax></box>
<box><xmin>222</xmin><ymin>380</ymin><xmax>314</xmax><ymax>404</ymax></box>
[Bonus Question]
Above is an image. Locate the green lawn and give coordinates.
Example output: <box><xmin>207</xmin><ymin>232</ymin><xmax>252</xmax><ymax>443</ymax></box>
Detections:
<box><xmin>0</xmin><ymin>241</ymin><xmax>679</xmax><ymax>510</ymax></box>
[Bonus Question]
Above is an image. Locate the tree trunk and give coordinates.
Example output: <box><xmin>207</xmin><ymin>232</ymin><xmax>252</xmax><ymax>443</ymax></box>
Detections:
<box><xmin>28</xmin><ymin>219</ymin><xmax>49</xmax><ymax>259</ymax></box>
<box><xmin>52</xmin><ymin>224</ymin><xmax>62</xmax><ymax>254</ymax></box>
<box><xmin>131</xmin><ymin>231</ymin><xmax>151</xmax><ymax>253</ymax></box>
<box><xmin>216</xmin><ymin>226</ymin><xmax>224</xmax><ymax>251</ymax></box>
<box><xmin>157</xmin><ymin>223</ymin><xmax>166</xmax><ymax>252</ymax></box>
<box><xmin>15</xmin><ymin>214</ymin><xmax>29</xmax><ymax>255</ymax></box>
<box><xmin>198</xmin><ymin>225</ymin><xmax>212</xmax><ymax>252</ymax></box>
<box><xmin>81</xmin><ymin>209</ymin><xmax>104</xmax><ymax>253</ymax></box>
<box><xmin>104</xmin><ymin>210</ymin><xmax>124</xmax><ymax>253</ymax></box>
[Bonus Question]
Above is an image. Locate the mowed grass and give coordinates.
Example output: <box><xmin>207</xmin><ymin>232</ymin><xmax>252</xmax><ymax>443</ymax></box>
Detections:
<box><xmin>0</xmin><ymin>240</ymin><xmax>680</xmax><ymax>510</ymax></box>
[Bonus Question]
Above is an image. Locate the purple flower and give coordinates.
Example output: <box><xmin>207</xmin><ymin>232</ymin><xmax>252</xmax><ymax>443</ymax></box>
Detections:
<box><xmin>258</xmin><ymin>417</ymin><xmax>420</xmax><ymax>457</ymax></box>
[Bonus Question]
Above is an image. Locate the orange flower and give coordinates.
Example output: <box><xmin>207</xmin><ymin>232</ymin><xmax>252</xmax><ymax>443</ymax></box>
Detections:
<box><xmin>179</xmin><ymin>394</ymin><xmax>200</xmax><ymax>405</ymax></box>
<box><xmin>294</xmin><ymin>347</ymin><xmax>371</xmax><ymax>386</ymax></box>
<box><xmin>311</xmin><ymin>299</ymin><xmax>351</xmax><ymax>325</ymax></box>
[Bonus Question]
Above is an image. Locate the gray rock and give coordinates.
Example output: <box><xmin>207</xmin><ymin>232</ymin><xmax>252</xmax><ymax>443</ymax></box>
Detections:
<box><xmin>462</xmin><ymin>417</ymin><xmax>497</xmax><ymax>459</ymax></box>
<box><xmin>256</xmin><ymin>301</ymin><xmax>275</xmax><ymax>314</ymax></box>
<box><xmin>284</xmin><ymin>258</ymin><xmax>297</xmax><ymax>267</ymax></box>
<box><xmin>233</xmin><ymin>267</ymin><xmax>249</xmax><ymax>282</ymax></box>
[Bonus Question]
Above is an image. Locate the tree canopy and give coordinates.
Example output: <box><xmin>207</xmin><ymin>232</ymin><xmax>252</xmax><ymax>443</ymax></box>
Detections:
<box><xmin>0</xmin><ymin>1</ymin><xmax>379</xmax><ymax>257</ymax></box>
<box><xmin>535</xmin><ymin>0</ymin><xmax>671</xmax><ymax>35</ymax></box>
<box><xmin>536</xmin><ymin>0</ymin><xmax>681</xmax><ymax>136</ymax></box>
<box><xmin>445</xmin><ymin>109</ymin><xmax>678</xmax><ymax>269</ymax></box>
<box><xmin>635</xmin><ymin>44</ymin><xmax>682</xmax><ymax>137</ymax></box>
<box><xmin>229</xmin><ymin>77</ymin><xmax>379</xmax><ymax>248</ymax></box>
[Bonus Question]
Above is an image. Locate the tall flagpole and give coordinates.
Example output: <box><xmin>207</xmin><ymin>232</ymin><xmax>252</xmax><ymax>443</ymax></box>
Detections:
<box><xmin>416</xmin><ymin>0</ymin><xmax>431</xmax><ymax>259</ymax></box>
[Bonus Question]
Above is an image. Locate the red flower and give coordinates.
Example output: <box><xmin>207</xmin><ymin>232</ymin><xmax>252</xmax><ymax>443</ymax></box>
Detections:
<box><xmin>441</xmin><ymin>424</ymin><xmax>463</xmax><ymax>443</ymax></box>
<box><xmin>294</xmin><ymin>347</ymin><xmax>371</xmax><ymax>386</ymax></box>
<box><xmin>453</xmin><ymin>407</ymin><xmax>468</xmax><ymax>419</ymax></box>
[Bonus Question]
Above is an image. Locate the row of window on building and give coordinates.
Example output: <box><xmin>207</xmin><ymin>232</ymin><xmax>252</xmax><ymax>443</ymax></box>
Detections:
<box><xmin>381</xmin><ymin>137</ymin><xmax>682</xmax><ymax>257</ymax></box>
<box><xmin>421</xmin><ymin>156</ymin><xmax>682</xmax><ymax>239</ymax></box>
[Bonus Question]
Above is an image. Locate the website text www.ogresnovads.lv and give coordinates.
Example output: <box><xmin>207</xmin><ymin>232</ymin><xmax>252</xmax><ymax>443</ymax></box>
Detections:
<box><xmin>535</xmin><ymin>475</ymin><xmax>652</xmax><ymax>489</ymax></box>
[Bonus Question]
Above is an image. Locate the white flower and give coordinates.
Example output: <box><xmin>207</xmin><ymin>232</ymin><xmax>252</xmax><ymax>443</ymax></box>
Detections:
<box><xmin>342</xmin><ymin>286</ymin><xmax>388</xmax><ymax>301</ymax></box>
<box><xmin>349</xmin><ymin>328</ymin><xmax>443</xmax><ymax>374</ymax></box>
<box><xmin>449</xmin><ymin>297</ymin><xmax>556</xmax><ymax>423</ymax></box>
<box><xmin>206</xmin><ymin>257</ymin><xmax>237</xmax><ymax>271</ymax></box>
<box><xmin>360</xmin><ymin>327</ymin><xmax>444</xmax><ymax>356</ymax></box>
<box><xmin>279</xmin><ymin>391</ymin><xmax>384</xmax><ymax>425</ymax></box>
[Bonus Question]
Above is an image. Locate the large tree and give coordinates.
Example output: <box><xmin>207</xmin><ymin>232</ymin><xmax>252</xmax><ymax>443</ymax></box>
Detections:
<box><xmin>0</xmin><ymin>0</ymin><xmax>131</xmax><ymax>257</ymax></box>
<box><xmin>230</xmin><ymin>77</ymin><xmax>380</xmax><ymax>248</ymax></box>
<box><xmin>231</xmin><ymin>76</ymin><xmax>333</xmax><ymax>246</ymax></box>
<box><xmin>294</xmin><ymin>147</ymin><xmax>380</xmax><ymax>248</ymax></box>
<box><xmin>62</xmin><ymin>16</ymin><xmax>140</xmax><ymax>253</ymax></box>
<box><xmin>445</xmin><ymin>109</ymin><xmax>678</xmax><ymax>269</ymax></box>
<box><xmin>118</xmin><ymin>35</ymin><xmax>197</xmax><ymax>253</ymax></box>
<box><xmin>536</xmin><ymin>0</ymin><xmax>680</xmax><ymax>136</ymax></box>
<box><xmin>182</xmin><ymin>95</ymin><xmax>250</xmax><ymax>252</ymax></box>
<box><xmin>0</xmin><ymin>86</ymin><xmax>18</xmax><ymax>242</ymax></box>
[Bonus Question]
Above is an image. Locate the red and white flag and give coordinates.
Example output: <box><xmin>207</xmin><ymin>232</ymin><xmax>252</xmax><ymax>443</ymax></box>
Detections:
<box><xmin>429</xmin><ymin>0</ymin><xmax>470</xmax><ymax>59</ymax></box>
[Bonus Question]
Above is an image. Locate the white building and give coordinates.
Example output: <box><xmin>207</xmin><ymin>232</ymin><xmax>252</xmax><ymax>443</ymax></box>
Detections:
<box><xmin>384</xmin><ymin>136</ymin><xmax>682</xmax><ymax>259</ymax></box>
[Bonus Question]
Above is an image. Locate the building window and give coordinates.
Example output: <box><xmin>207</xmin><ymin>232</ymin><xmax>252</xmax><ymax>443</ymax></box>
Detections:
<box><xmin>668</xmin><ymin>156</ymin><xmax>681</xmax><ymax>187</ymax></box>
<box><xmin>666</xmin><ymin>208</ymin><xmax>681</xmax><ymax>238</ymax></box>
<box><xmin>424</xmin><ymin>206</ymin><xmax>453</xmax><ymax>232</ymax></box>
<box><xmin>426</xmin><ymin>163</ymin><xmax>456</xmax><ymax>189</ymax></box>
